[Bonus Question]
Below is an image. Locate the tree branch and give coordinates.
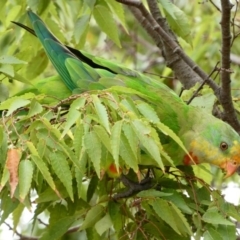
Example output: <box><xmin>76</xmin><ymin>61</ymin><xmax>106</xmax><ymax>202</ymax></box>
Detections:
<box><xmin>116</xmin><ymin>0</ymin><xmax>220</xmax><ymax>95</ymax></box>
<box><xmin>220</xmin><ymin>0</ymin><xmax>240</xmax><ymax>132</ymax></box>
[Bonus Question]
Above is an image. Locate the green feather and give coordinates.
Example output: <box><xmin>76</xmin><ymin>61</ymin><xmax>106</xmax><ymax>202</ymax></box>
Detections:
<box><xmin>25</xmin><ymin>10</ymin><xmax>240</xmax><ymax>176</ymax></box>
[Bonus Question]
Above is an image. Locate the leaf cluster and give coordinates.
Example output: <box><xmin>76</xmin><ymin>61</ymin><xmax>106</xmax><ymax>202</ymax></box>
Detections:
<box><xmin>0</xmin><ymin>0</ymin><xmax>240</xmax><ymax>239</ymax></box>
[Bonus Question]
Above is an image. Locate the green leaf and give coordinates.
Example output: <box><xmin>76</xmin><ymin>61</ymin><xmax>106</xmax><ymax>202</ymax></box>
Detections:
<box><xmin>170</xmin><ymin>201</ymin><xmax>192</xmax><ymax>235</ymax></box>
<box><xmin>203</xmin><ymin>228</ymin><xmax>223</xmax><ymax>240</ymax></box>
<box><xmin>110</xmin><ymin>120</ymin><xmax>122</xmax><ymax>170</ymax></box>
<box><xmin>87</xmin><ymin>175</ymin><xmax>99</xmax><ymax>202</ymax></box>
<box><xmin>0</xmin><ymin>64</ymin><xmax>14</xmax><ymax>77</ymax></box>
<box><xmin>0</xmin><ymin>55</ymin><xmax>27</xmax><ymax>64</ymax></box>
<box><xmin>158</xmin><ymin>0</ymin><xmax>192</xmax><ymax>44</ymax></box>
<box><xmin>26</xmin><ymin>142</ymin><xmax>60</xmax><ymax>198</ymax></box>
<box><xmin>95</xmin><ymin>214</ymin><xmax>112</xmax><ymax>236</ymax></box>
<box><xmin>162</xmin><ymin>189</ymin><xmax>193</xmax><ymax>214</ymax></box>
<box><xmin>93</xmin><ymin>4</ymin><xmax>121</xmax><ymax>47</ymax></box>
<box><xmin>81</xmin><ymin>205</ymin><xmax>105</xmax><ymax>230</ymax></box>
<box><xmin>93</xmin><ymin>125</ymin><xmax>112</xmax><ymax>153</ymax></box>
<box><xmin>216</xmin><ymin>225</ymin><xmax>236</xmax><ymax>240</ymax></box>
<box><xmin>92</xmin><ymin>95</ymin><xmax>110</xmax><ymax>134</ymax></box>
<box><xmin>19</xmin><ymin>160</ymin><xmax>34</xmax><ymax>202</ymax></box>
<box><xmin>0</xmin><ymin>191</ymin><xmax>19</xmax><ymax>224</ymax></box>
<box><xmin>40</xmin><ymin>216</ymin><xmax>76</xmax><ymax>240</ymax></box>
<box><xmin>6</xmin><ymin>99</ymin><xmax>30</xmax><ymax>116</ymax></box>
<box><xmin>84</xmin><ymin>131</ymin><xmax>102</xmax><ymax>178</ymax></box>
<box><xmin>202</xmin><ymin>207</ymin><xmax>235</xmax><ymax>225</ymax></box>
<box><xmin>156</xmin><ymin>121</ymin><xmax>190</xmax><ymax>164</ymax></box>
<box><xmin>132</xmin><ymin>120</ymin><xmax>163</xmax><ymax>170</ymax></box>
<box><xmin>26</xmin><ymin>99</ymin><xmax>43</xmax><ymax>118</ymax></box>
<box><xmin>61</xmin><ymin>97</ymin><xmax>86</xmax><ymax>138</ymax></box>
<box><xmin>137</xmin><ymin>189</ymin><xmax>172</xmax><ymax>198</ymax></box>
<box><xmin>0</xmin><ymin>166</ymin><xmax>9</xmax><ymax>191</ymax></box>
<box><xmin>73</xmin><ymin>123</ymin><xmax>84</xmax><ymax>160</ymax></box>
<box><xmin>136</xmin><ymin>102</ymin><xmax>160</xmax><ymax>123</ymax></box>
<box><xmin>105</xmin><ymin>0</ymin><xmax>128</xmax><ymax>33</ymax></box>
<box><xmin>0</xmin><ymin>93</ymin><xmax>35</xmax><ymax>110</ymax></box>
<box><xmin>150</xmin><ymin>198</ymin><xmax>181</xmax><ymax>235</ymax></box>
<box><xmin>12</xmin><ymin>204</ymin><xmax>25</xmax><ymax>232</ymax></box>
<box><xmin>122</xmin><ymin>122</ymin><xmax>138</xmax><ymax>160</ymax></box>
<box><xmin>120</xmin><ymin>133</ymin><xmax>138</xmax><ymax>171</ymax></box>
<box><xmin>0</xmin><ymin>83</ymin><xmax>9</xmax><ymax>102</ymax></box>
<box><xmin>49</xmin><ymin>151</ymin><xmax>73</xmax><ymax>201</ymax></box>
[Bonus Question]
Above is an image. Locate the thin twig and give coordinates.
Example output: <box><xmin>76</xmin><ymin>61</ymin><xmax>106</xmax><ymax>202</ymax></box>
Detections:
<box><xmin>187</xmin><ymin>62</ymin><xmax>220</xmax><ymax>105</ymax></box>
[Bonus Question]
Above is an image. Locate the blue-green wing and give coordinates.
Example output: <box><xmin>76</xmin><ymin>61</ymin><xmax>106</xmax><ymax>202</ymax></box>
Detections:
<box><xmin>28</xmin><ymin>10</ymin><xmax>99</xmax><ymax>92</ymax></box>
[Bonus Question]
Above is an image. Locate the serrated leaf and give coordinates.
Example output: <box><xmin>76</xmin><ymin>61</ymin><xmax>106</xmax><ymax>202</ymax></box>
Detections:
<box><xmin>61</xmin><ymin>97</ymin><xmax>86</xmax><ymax>138</ymax></box>
<box><xmin>93</xmin><ymin>4</ymin><xmax>121</xmax><ymax>47</ymax></box>
<box><xmin>81</xmin><ymin>205</ymin><xmax>105</xmax><ymax>230</ymax></box>
<box><xmin>26</xmin><ymin>142</ymin><xmax>60</xmax><ymax>198</ymax></box>
<box><xmin>6</xmin><ymin>99</ymin><xmax>30</xmax><ymax>116</ymax></box>
<box><xmin>150</xmin><ymin>198</ymin><xmax>192</xmax><ymax>236</ymax></box>
<box><xmin>150</xmin><ymin>198</ymin><xmax>181</xmax><ymax>234</ymax></box>
<box><xmin>26</xmin><ymin>99</ymin><xmax>43</xmax><ymax>118</ymax></box>
<box><xmin>170</xmin><ymin>201</ymin><xmax>192</xmax><ymax>235</ymax></box>
<box><xmin>0</xmin><ymin>93</ymin><xmax>35</xmax><ymax>110</ymax></box>
<box><xmin>93</xmin><ymin>125</ymin><xmax>112</xmax><ymax>153</ymax></box>
<box><xmin>202</xmin><ymin>207</ymin><xmax>235</xmax><ymax>225</ymax></box>
<box><xmin>122</xmin><ymin>122</ymin><xmax>138</xmax><ymax>160</ymax></box>
<box><xmin>110</xmin><ymin>121</ymin><xmax>122</xmax><ymax>171</ymax></box>
<box><xmin>158</xmin><ymin>0</ymin><xmax>191</xmax><ymax>44</ymax></box>
<box><xmin>41</xmin><ymin>216</ymin><xmax>76</xmax><ymax>240</ymax></box>
<box><xmin>162</xmin><ymin>189</ymin><xmax>193</xmax><ymax>214</ymax></box>
<box><xmin>85</xmin><ymin>131</ymin><xmax>101</xmax><ymax>178</ymax></box>
<box><xmin>49</xmin><ymin>151</ymin><xmax>73</xmax><ymax>201</ymax></box>
<box><xmin>19</xmin><ymin>160</ymin><xmax>34</xmax><ymax>202</ymax></box>
<box><xmin>92</xmin><ymin>95</ymin><xmax>110</xmax><ymax>133</ymax></box>
<box><xmin>132</xmin><ymin>120</ymin><xmax>163</xmax><ymax>170</ymax></box>
<box><xmin>73</xmin><ymin>123</ymin><xmax>84</xmax><ymax>159</ymax></box>
<box><xmin>120</xmin><ymin>133</ymin><xmax>138</xmax><ymax>171</ymax></box>
<box><xmin>156</xmin><ymin>121</ymin><xmax>190</xmax><ymax>164</ymax></box>
<box><xmin>75</xmin><ymin>149</ymin><xmax>88</xmax><ymax>198</ymax></box>
<box><xmin>136</xmin><ymin>102</ymin><xmax>160</xmax><ymax>123</ymax></box>
<box><xmin>105</xmin><ymin>0</ymin><xmax>128</xmax><ymax>33</ymax></box>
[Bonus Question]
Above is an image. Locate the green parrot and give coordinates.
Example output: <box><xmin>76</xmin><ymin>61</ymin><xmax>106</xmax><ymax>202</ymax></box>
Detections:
<box><xmin>16</xmin><ymin>10</ymin><xmax>240</xmax><ymax>177</ymax></box>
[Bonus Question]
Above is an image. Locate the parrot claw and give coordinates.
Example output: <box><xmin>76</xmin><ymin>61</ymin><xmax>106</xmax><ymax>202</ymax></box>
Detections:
<box><xmin>113</xmin><ymin>173</ymin><xmax>155</xmax><ymax>200</ymax></box>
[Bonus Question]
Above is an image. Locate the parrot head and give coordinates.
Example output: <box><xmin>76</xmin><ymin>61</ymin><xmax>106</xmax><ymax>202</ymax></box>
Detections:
<box><xmin>182</xmin><ymin>119</ymin><xmax>240</xmax><ymax>177</ymax></box>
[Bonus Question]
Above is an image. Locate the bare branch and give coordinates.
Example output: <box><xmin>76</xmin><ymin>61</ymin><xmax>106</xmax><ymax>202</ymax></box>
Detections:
<box><xmin>116</xmin><ymin>0</ymin><xmax>220</xmax><ymax>94</ymax></box>
<box><xmin>220</xmin><ymin>0</ymin><xmax>240</xmax><ymax>132</ymax></box>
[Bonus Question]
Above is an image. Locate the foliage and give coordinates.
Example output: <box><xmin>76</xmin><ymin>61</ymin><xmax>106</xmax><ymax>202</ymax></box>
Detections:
<box><xmin>0</xmin><ymin>0</ymin><xmax>240</xmax><ymax>239</ymax></box>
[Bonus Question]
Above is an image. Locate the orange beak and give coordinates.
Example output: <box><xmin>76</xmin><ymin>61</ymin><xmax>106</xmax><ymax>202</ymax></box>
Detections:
<box><xmin>221</xmin><ymin>161</ymin><xmax>238</xmax><ymax>178</ymax></box>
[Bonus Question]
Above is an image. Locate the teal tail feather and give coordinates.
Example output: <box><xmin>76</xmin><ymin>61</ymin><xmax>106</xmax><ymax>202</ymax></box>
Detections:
<box><xmin>28</xmin><ymin>10</ymin><xmax>99</xmax><ymax>92</ymax></box>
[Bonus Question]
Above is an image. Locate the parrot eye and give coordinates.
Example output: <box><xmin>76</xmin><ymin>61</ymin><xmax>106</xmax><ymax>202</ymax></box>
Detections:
<box><xmin>220</xmin><ymin>142</ymin><xmax>228</xmax><ymax>151</ymax></box>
